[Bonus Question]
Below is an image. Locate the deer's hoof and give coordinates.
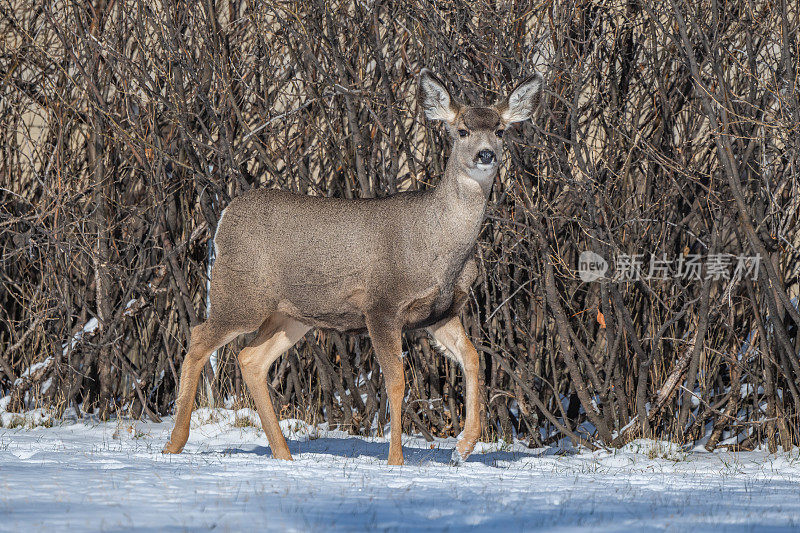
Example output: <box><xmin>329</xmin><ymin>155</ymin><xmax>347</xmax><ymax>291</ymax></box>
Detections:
<box><xmin>449</xmin><ymin>447</ymin><xmax>465</xmax><ymax>466</ymax></box>
<box><xmin>272</xmin><ymin>451</ymin><xmax>293</xmax><ymax>461</ymax></box>
<box><xmin>161</xmin><ymin>441</ymin><xmax>184</xmax><ymax>454</ymax></box>
<box><xmin>388</xmin><ymin>452</ymin><xmax>405</xmax><ymax>466</ymax></box>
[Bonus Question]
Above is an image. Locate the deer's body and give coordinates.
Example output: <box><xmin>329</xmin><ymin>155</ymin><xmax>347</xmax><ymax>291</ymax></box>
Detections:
<box><xmin>213</xmin><ymin>181</ymin><xmax>482</xmax><ymax>334</ymax></box>
<box><xmin>163</xmin><ymin>69</ymin><xmax>542</xmax><ymax>465</ymax></box>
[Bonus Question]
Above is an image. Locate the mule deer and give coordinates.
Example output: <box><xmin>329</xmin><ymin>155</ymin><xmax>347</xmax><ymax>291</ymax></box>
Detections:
<box><xmin>162</xmin><ymin>69</ymin><xmax>543</xmax><ymax>465</ymax></box>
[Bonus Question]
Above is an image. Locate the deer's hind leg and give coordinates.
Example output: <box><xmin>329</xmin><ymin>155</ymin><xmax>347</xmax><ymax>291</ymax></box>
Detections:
<box><xmin>428</xmin><ymin>316</ymin><xmax>482</xmax><ymax>464</ymax></box>
<box><xmin>163</xmin><ymin>321</ymin><xmax>240</xmax><ymax>454</ymax></box>
<box><xmin>237</xmin><ymin>313</ymin><xmax>310</xmax><ymax>460</ymax></box>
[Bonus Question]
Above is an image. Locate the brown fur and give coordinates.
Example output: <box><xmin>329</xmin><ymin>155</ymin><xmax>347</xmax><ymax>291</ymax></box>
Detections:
<box><xmin>163</xmin><ymin>69</ymin><xmax>543</xmax><ymax>465</ymax></box>
<box><xmin>462</xmin><ymin>107</ymin><xmax>501</xmax><ymax>131</ymax></box>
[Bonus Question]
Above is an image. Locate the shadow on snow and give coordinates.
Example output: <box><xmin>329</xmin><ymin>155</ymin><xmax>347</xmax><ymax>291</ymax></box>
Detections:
<box><xmin>214</xmin><ymin>436</ymin><xmax>548</xmax><ymax>466</ymax></box>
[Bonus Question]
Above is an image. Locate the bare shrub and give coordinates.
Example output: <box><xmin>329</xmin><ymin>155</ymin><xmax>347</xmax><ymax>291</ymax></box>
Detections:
<box><xmin>1</xmin><ymin>0</ymin><xmax>797</xmax><ymax>450</ymax></box>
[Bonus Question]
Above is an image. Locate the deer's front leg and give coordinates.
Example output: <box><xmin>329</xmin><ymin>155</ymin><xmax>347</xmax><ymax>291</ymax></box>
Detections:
<box><xmin>366</xmin><ymin>315</ymin><xmax>405</xmax><ymax>466</ymax></box>
<box><xmin>428</xmin><ymin>316</ymin><xmax>482</xmax><ymax>464</ymax></box>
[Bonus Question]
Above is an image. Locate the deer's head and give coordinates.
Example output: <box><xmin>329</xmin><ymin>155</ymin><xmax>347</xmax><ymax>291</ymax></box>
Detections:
<box><xmin>419</xmin><ymin>69</ymin><xmax>543</xmax><ymax>190</ymax></box>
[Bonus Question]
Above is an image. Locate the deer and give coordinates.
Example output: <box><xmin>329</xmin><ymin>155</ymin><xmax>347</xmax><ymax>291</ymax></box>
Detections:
<box><xmin>162</xmin><ymin>69</ymin><xmax>543</xmax><ymax>465</ymax></box>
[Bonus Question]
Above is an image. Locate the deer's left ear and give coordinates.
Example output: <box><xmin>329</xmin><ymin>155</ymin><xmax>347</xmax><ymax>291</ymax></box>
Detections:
<box><xmin>495</xmin><ymin>72</ymin><xmax>543</xmax><ymax>124</ymax></box>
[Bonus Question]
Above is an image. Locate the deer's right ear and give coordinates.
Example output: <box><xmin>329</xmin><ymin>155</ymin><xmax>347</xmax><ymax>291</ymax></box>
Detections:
<box><xmin>419</xmin><ymin>69</ymin><xmax>459</xmax><ymax>123</ymax></box>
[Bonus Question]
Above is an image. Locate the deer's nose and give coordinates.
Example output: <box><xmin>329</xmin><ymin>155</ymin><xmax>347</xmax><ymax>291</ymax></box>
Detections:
<box><xmin>476</xmin><ymin>150</ymin><xmax>496</xmax><ymax>165</ymax></box>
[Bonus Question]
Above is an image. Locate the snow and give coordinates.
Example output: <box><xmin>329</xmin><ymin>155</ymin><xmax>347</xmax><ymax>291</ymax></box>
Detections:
<box><xmin>12</xmin><ymin>356</ymin><xmax>53</xmax><ymax>386</ymax></box>
<box><xmin>63</xmin><ymin>317</ymin><xmax>100</xmax><ymax>355</ymax></box>
<box><xmin>1</xmin><ymin>408</ymin><xmax>799</xmax><ymax>531</ymax></box>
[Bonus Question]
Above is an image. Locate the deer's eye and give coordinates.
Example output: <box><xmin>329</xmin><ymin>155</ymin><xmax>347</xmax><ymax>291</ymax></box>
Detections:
<box><xmin>458</xmin><ymin>129</ymin><xmax>469</xmax><ymax>138</ymax></box>
<box><xmin>495</xmin><ymin>129</ymin><xmax>505</xmax><ymax>138</ymax></box>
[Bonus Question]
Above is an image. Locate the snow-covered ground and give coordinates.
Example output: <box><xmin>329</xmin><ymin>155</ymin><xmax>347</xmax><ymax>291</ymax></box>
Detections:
<box><xmin>1</xmin><ymin>408</ymin><xmax>798</xmax><ymax>532</ymax></box>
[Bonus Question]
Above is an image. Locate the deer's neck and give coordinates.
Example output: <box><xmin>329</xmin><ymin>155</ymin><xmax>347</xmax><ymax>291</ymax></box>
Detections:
<box><xmin>440</xmin><ymin>157</ymin><xmax>495</xmax><ymax>201</ymax></box>
<box><xmin>426</xmin><ymin>159</ymin><xmax>493</xmax><ymax>253</ymax></box>
<box><xmin>437</xmin><ymin>157</ymin><xmax>493</xmax><ymax>214</ymax></box>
